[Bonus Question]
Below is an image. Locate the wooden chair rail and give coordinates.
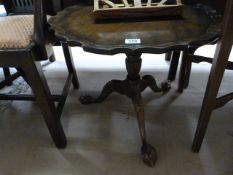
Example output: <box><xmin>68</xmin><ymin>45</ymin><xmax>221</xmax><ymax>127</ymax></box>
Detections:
<box><xmin>0</xmin><ymin>71</ymin><xmax>21</xmax><ymax>88</ymax></box>
<box><xmin>189</xmin><ymin>55</ymin><xmax>233</xmax><ymax>70</ymax></box>
<box><xmin>0</xmin><ymin>70</ymin><xmax>73</xmax><ymax>118</ymax></box>
<box><xmin>215</xmin><ymin>92</ymin><xmax>233</xmax><ymax>109</ymax></box>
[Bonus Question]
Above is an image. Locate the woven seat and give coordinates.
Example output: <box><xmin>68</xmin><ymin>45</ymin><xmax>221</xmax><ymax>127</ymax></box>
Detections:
<box><xmin>0</xmin><ymin>15</ymin><xmax>33</xmax><ymax>49</ymax></box>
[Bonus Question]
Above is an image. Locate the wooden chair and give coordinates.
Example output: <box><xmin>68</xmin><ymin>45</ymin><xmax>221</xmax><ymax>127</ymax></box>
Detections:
<box><xmin>192</xmin><ymin>0</ymin><xmax>233</xmax><ymax>152</ymax></box>
<box><xmin>1</xmin><ymin>0</ymin><xmax>79</xmax><ymax>88</ymax></box>
<box><xmin>1</xmin><ymin>0</ymin><xmax>51</xmax><ymax>86</ymax></box>
<box><xmin>167</xmin><ymin>0</ymin><xmax>226</xmax><ymax>92</ymax></box>
<box><xmin>0</xmin><ymin>2</ymin><xmax>13</xmax><ymax>85</ymax></box>
<box><xmin>3</xmin><ymin>0</ymin><xmax>58</xmax><ymax>14</ymax></box>
<box><xmin>3</xmin><ymin>0</ymin><xmax>57</xmax><ymax>62</ymax></box>
<box><xmin>0</xmin><ymin>0</ymin><xmax>79</xmax><ymax>148</ymax></box>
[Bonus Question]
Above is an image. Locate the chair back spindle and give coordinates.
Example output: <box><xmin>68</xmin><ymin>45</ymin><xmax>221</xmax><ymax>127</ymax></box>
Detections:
<box><xmin>12</xmin><ymin>0</ymin><xmax>34</xmax><ymax>14</ymax></box>
<box><xmin>4</xmin><ymin>0</ymin><xmax>58</xmax><ymax>15</ymax></box>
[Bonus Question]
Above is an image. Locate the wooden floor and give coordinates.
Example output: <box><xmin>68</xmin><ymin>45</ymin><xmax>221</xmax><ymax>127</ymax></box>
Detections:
<box><xmin>0</xmin><ymin>46</ymin><xmax>232</xmax><ymax>175</ymax></box>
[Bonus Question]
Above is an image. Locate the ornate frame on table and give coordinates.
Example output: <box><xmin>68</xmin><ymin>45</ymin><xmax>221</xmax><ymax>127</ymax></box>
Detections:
<box><xmin>94</xmin><ymin>0</ymin><xmax>183</xmax><ymax>19</ymax></box>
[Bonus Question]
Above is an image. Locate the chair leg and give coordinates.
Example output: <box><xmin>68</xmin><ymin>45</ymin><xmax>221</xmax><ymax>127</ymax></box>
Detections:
<box><xmin>165</xmin><ymin>51</ymin><xmax>172</xmax><ymax>61</ymax></box>
<box><xmin>178</xmin><ymin>51</ymin><xmax>188</xmax><ymax>93</ymax></box>
<box><xmin>3</xmin><ymin>68</ymin><xmax>12</xmax><ymax>86</ymax></box>
<box><xmin>167</xmin><ymin>51</ymin><xmax>181</xmax><ymax>81</ymax></box>
<box><xmin>192</xmin><ymin>8</ymin><xmax>233</xmax><ymax>151</ymax></box>
<box><xmin>22</xmin><ymin>61</ymin><xmax>67</xmax><ymax>148</ymax></box>
<box><xmin>192</xmin><ymin>55</ymin><xmax>228</xmax><ymax>152</ymax></box>
<box><xmin>62</xmin><ymin>42</ymin><xmax>79</xmax><ymax>89</ymax></box>
<box><xmin>183</xmin><ymin>57</ymin><xmax>192</xmax><ymax>89</ymax></box>
<box><xmin>192</xmin><ymin>95</ymin><xmax>215</xmax><ymax>152</ymax></box>
<box><xmin>184</xmin><ymin>47</ymin><xmax>198</xmax><ymax>89</ymax></box>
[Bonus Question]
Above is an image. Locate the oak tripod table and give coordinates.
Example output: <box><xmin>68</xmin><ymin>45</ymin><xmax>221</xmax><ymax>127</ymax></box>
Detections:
<box><xmin>49</xmin><ymin>4</ymin><xmax>221</xmax><ymax>167</ymax></box>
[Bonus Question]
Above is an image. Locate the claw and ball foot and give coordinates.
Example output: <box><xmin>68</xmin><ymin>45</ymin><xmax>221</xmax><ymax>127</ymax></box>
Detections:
<box><xmin>141</xmin><ymin>143</ymin><xmax>157</xmax><ymax>167</ymax></box>
<box><xmin>79</xmin><ymin>53</ymin><xmax>170</xmax><ymax>167</ymax></box>
<box><xmin>161</xmin><ymin>80</ymin><xmax>171</xmax><ymax>92</ymax></box>
<box><xmin>141</xmin><ymin>75</ymin><xmax>171</xmax><ymax>93</ymax></box>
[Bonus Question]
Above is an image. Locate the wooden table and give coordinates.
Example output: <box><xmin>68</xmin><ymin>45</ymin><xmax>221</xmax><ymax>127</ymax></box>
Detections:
<box><xmin>49</xmin><ymin>4</ymin><xmax>221</xmax><ymax>167</ymax></box>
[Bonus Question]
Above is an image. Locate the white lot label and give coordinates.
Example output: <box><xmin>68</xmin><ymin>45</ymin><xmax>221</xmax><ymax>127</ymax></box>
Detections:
<box><xmin>125</xmin><ymin>39</ymin><xmax>141</xmax><ymax>44</ymax></box>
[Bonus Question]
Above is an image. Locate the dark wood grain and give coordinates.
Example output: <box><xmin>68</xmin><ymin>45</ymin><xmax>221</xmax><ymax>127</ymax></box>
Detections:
<box><xmin>175</xmin><ymin>0</ymin><xmax>227</xmax><ymax>92</ymax></box>
<box><xmin>0</xmin><ymin>0</ymin><xmax>79</xmax><ymax>148</ymax></box>
<box><xmin>192</xmin><ymin>0</ymin><xmax>233</xmax><ymax>152</ymax></box>
<box><xmin>49</xmin><ymin>1</ymin><xmax>223</xmax><ymax>166</ymax></box>
<box><xmin>167</xmin><ymin>51</ymin><xmax>180</xmax><ymax>81</ymax></box>
<box><xmin>49</xmin><ymin>4</ymin><xmax>221</xmax><ymax>55</ymax></box>
<box><xmin>79</xmin><ymin>53</ymin><xmax>170</xmax><ymax>167</ymax></box>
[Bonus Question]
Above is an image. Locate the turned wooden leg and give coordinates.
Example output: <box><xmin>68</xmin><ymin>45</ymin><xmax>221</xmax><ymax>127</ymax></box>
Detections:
<box><xmin>62</xmin><ymin>42</ymin><xmax>79</xmax><ymax>89</ymax></box>
<box><xmin>167</xmin><ymin>51</ymin><xmax>181</xmax><ymax>81</ymax></box>
<box><xmin>23</xmin><ymin>61</ymin><xmax>67</xmax><ymax>148</ymax></box>
<box><xmin>132</xmin><ymin>93</ymin><xmax>157</xmax><ymax>167</ymax></box>
<box><xmin>80</xmin><ymin>53</ymin><xmax>170</xmax><ymax>167</ymax></box>
<box><xmin>126</xmin><ymin>54</ymin><xmax>159</xmax><ymax>167</ymax></box>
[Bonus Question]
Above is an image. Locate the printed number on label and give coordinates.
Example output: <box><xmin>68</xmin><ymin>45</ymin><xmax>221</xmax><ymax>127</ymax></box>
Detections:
<box><xmin>125</xmin><ymin>39</ymin><xmax>141</xmax><ymax>44</ymax></box>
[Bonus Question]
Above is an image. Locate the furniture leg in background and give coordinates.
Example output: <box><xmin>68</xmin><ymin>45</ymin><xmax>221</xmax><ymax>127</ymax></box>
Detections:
<box><xmin>167</xmin><ymin>50</ymin><xmax>181</xmax><ymax>81</ymax></box>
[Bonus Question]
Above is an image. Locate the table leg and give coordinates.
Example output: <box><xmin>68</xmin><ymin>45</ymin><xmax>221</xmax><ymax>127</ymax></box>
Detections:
<box><xmin>80</xmin><ymin>53</ymin><xmax>170</xmax><ymax>167</ymax></box>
